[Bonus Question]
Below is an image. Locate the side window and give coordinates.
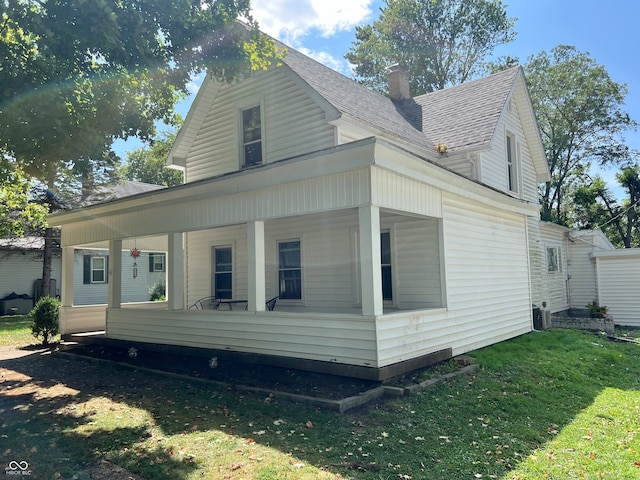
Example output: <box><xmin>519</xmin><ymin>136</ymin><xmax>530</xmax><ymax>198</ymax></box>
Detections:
<box><xmin>381</xmin><ymin>231</ymin><xmax>393</xmax><ymax>301</ymax></box>
<box><xmin>83</xmin><ymin>254</ymin><xmax>108</xmax><ymax>284</ymax></box>
<box><xmin>547</xmin><ymin>247</ymin><xmax>560</xmax><ymax>273</ymax></box>
<box><xmin>506</xmin><ymin>132</ymin><xmax>519</xmax><ymax>194</ymax></box>
<box><xmin>278</xmin><ymin>240</ymin><xmax>302</xmax><ymax>300</ymax></box>
<box><xmin>213</xmin><ymin>246</ymin><xmax>233</xmax><ymax>299</ymax></box>
<box><xmin>149</xmin><ymin>253</ymin><xmax>165</xmax><ymax>273</ymax></box>
<box><xmin>241</xmin><ymin>105</ymin><xmax>263</xmax><ymax>167</ymax></box>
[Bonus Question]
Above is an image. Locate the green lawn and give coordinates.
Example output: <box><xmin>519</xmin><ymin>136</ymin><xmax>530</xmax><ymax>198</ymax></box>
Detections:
<box><xmin>0</xmin><ymin>314</ymin><xmax>46</xmax><ymax>347</ymax></box>
<box><xmin>1</xmin><ymin>326</ymin><xmax>639</xmax><ymax>479</ymax></box>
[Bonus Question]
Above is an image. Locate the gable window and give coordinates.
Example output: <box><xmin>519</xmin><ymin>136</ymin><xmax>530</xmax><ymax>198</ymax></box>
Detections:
<box><xmin>547</xmin><ymin>247</ymin><xmax>560</xmax><ymax>273</ymax></box>
<box><xmin>242</xmin><ymin>105</ymin><xmax>262</xmax><ymax>167</ymax></box>
<box><xmin>149</xmin><ymin>253</ymin><xmax>165</xmax><ymax>273</ymax></box>
<box><xmin>506</xmin><ymin>132</ymin><xmax>518</xmax><ymax>193</ymax></box>
<box><xmin>213</xmin><ymin>246</ymin><xmax>233</xmax><ymax>299</ymax></box>
<box><xmin>381</xmin><ymin>231</ymin><xmax>393</xmax><ymax>301</ymax></box>
<box><xmin>83</xmin><ymin>255</ymin><xmax>108</xmax><ymax>284</ymax></box>
<box><xmin>278</xmin><ymin>240</ymin><xmax>302</xmax><ymax>300</ymax></box>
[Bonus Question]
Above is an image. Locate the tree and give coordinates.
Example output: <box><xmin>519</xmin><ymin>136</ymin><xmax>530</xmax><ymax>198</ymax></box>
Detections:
<box><xmin>1</xmin><ymin>0</ymin><xmax>279</xmax><ymax>295</ymax></box>
<box><xmin>345</xmin><ymin>0</ymin><xmax>516</xmax><ymax>96</ymax></box>
<box><xmin>119</xmin><ymin>131</ymin><xmax>184</xmax><ymax>187</ymax></box>
<box><xmin>571</xmin><ymin>166</ymin><xmax>640</xmax><ymax>248</ymax></box>
<box><xmin>0</xmin><ymin>160</ymin><xmax>47</xmax><ymax>238</ymax></box>
<box><xmin>525</xmin><ymin>46</ymin><xmax>636</xmax><ymax>224</ymax></box>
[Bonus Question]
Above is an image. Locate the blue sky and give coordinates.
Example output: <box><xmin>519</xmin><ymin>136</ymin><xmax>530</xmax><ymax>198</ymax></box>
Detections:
<box><xmin>119</xmin><ymin>0</ymin><xmax>640</xmax><ymax>193</ymax></box>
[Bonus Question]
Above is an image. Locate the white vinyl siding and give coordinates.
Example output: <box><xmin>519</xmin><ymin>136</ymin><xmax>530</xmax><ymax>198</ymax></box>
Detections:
<box><xmin>376</xmin><ymin>193</ymin><xmax>532</xmax><ymax>366</ymax></box>
<box><xmin>539</xmin><ymin>223</ymin><xmax>569</xmax><ymax>313</ymax></box>
<box><xmin>595</xmin><ymin>251</ymin><xmax>640</xmax><ymax>326</ymax></box>
<box><xmin>185</xmin><ymin>68</ymin><xmax>335</xmax><ymax>182</ymax></box>
<box><xmin>0</xmin><ymin>251</ymin><xmax>62</xmax><ymax>300</ymax></box>
<box><xmin>481</xmin><ymin>100</ymin><xmax>537</xmax><ymax>203</ymax></box>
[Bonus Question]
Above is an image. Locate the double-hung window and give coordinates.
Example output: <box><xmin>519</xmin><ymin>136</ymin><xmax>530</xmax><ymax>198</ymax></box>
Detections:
<box><xmin>213</xmin><ymin>246</ymin><xmax>233</xmax><ymax>299</ymax></box>
<box><xmin>149</xmin><ymin>253</ymin><xmax>165</xmax><ymax>272</ymax></box>
<box><xmin>278</xmin><ymin>240</ymin><xmax>302</xmax><ymax>300</ymax></box>
<box><xmin>242</xmin><ymin>105</ymin><xmax>262</xmax><ymax>167</ymax></box>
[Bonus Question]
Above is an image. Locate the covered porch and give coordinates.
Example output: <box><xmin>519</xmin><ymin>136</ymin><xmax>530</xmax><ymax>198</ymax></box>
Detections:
<box><xmin>51</xmin><ymin>139</ymin><xmax>455</xmax><ymax>379</ymax></box>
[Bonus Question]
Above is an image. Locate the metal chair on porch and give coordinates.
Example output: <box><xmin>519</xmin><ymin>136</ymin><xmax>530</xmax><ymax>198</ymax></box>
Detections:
<box><xmin>188</xmin><ymin>296</ymin><xmax>221</xmax><ymax>310</ymax></box>
<box><xmin>266</xmin><ymin>296</ymin><xmax>279</xmax><ymax>311</ymax></box>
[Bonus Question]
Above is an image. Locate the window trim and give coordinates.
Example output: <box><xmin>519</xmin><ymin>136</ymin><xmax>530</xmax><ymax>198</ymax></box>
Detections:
<box><xmin>547</xmin><ymin>246</ymin><xmax>561</xmax><ymax>273</ymax></box>
<box><xmin>506</xmin><ymin>131</ymin><xmax>519</xmax><ymax>194</ymax></box>
<box><xmin>91</xmin><ymin>256</ymin><xmax>106</xmax><ymax>284</ymax></box>
<box><xmin>149</xmin><ymin>253</ymin><xmax>166</xmax><ymax>273</ymax></box>
<box><xmin>238</xmin><ymin>98</ymin><xmax>265</xmax><ymax>168</ymax></box>
<box><xmin>277</xmin><ymin>238</ymin><xmax>302</xmax><ymax>301</ymax></box>
<box><xmin>212</xmin><ymin>245</ymin><xmax>234</xmax><ymax>300</ymax></box>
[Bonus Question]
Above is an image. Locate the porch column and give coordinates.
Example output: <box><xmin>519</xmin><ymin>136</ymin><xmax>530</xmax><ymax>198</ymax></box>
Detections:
<box><xmin>108</xmin><ymin>239</ymin><xmax>122</xmax><ymax>308</ymax></box>
<box><xmin>60</xmin><ymin>246</ymin><xmax>75</xmax><ymax>307</ymax></box>
<box><xmin>359</xmin><ymin>205</ymin><xmax>383</xmax><ymax>316</ymax></box>
<box><xmin>247</xmin><ymin>221</ymin><xmax>266</xmax><ymax>311</ymax></box>
<box><xmin>167</xmin><ymin>232</ymin><xmax>185</xmax><ymax>310</ymax></box>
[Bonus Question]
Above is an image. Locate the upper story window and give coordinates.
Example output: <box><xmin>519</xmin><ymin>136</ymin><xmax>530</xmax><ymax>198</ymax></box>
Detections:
<box><xmin>506</xmin><ymin>132</ymin><xmax>519</xmax><ymax>194</ymax></box>
<box><xmin>242</xmin><ymin>105</ymin><xmax>263</xmax><ymax>167</ymax></box>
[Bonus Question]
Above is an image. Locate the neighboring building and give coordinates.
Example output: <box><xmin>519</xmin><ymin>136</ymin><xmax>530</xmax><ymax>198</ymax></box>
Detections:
<box><xmin>50</xmin><ymin>39</ymin><xmax>552</xmax><ymax>380</ymax></box>
<box><xmin>0</xmin><ymin>181</ymin><xmax>166</xmax><ymax>315</ymax></box>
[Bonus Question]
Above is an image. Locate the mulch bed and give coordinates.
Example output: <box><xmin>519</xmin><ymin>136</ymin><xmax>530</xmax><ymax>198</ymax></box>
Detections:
<box><xmin>63</xmin><ymin>343</ymin><xmax>380</xmax><ymax>400</ymax></box>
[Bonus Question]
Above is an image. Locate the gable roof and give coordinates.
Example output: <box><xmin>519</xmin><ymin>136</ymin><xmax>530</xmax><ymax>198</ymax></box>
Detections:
<box><xmin>168</xmin><ymin>35</ymin><xmax>548</xmax><ymax>181</ymax></box>
<box><xmin>279</xmin><ymin>43</ymin><xmax>433</xmax><ymax>149</ymax></box>
<box><xmin>415</xmin><ymin>67</ymin><xmax>520</xmax><ymax>151</ymax></box>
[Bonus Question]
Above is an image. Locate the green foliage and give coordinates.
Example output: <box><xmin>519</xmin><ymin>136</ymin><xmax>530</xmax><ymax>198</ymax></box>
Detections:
<box><xmin>1</xmin><ymin>0</ymin><xmax>280</xmax><ymax>199</ymax></box>
<box><xmin>345</xmin><ymin>0</ymin><xmax>516</xmax><ymax>95</ymax></box>
<box><xmin>0</xmin><ymin>160</ymin><xmax>48</xmax><ymax>237</ymax></box>
<box><xmin>148</xmin><ymin>282</ymin><xmax>166</xmax><ymax>302</ymax></box>
<box><xmin>586</xmin><ymin>302</ymin><xmax>608</xmax><ymax>318</ymax></box>
<box><xmin>29</xmin><ymin>296</ymin><xmax>60</xmax><ymax>346</ymax></box>
<box><xmin>119</xmin><ymin>130</ymin><xmax>184</xmax><ymax>187</ymax></box>
<box><xmin>571</xmin><ymin>165</ymin><xmax>640</xmax><ymax>248</ymax></box>
<box><xmin>525</xmin><ymin>45</ymin><xmax>636</xmax><ymax>224</ymax></box>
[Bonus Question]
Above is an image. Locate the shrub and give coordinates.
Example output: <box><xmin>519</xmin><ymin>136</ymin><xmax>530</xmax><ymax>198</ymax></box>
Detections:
<box><xmin>30</xmin><ymin>296</ymin><xmax>60</xmax><ymax>346</ymax></box>
<box><xmin>148</xmin><ymin>281</ymin><xmax>166</xmax><ymax>301</ymax></box>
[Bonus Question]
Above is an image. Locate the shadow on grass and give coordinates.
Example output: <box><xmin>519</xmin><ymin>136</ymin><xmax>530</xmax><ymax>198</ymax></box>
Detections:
<box><xmin>1</xmin><ymin>329</ymin><xmax>639</xmax><ymax>479</ymax></box>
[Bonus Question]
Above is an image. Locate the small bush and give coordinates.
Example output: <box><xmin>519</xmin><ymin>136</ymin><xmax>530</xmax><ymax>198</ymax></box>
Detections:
<box><xmin>148</xmin><ymin>281</ymin><xmax>166</xmax><ymax>301</ymax></box>
<box><xmin>30</xmin><ymin>296</ymin><xmax>60</xmax><ymax>346</ymax></box>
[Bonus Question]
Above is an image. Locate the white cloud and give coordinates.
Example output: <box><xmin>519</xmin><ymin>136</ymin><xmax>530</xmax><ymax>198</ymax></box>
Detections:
<box><xmin>185</xmin><ymin>71</ymin><xmax>206</xmax><ymax>95</ymax></box>
<box><xmin>297</xmin><ymin>47</ymin><xmax>349</xmax><ymax>74</ymax></box>
<box><xmin>251</xmin><ymin>0</ymin><xmax>374</xmax><ymax>41</ymax></box>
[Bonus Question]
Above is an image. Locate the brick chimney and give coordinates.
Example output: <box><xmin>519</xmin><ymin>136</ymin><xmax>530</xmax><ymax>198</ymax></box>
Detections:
<box><xmin>386</xmin><ymin>64</ymin><xmax>411</xmax><ymax>101</ymax></box>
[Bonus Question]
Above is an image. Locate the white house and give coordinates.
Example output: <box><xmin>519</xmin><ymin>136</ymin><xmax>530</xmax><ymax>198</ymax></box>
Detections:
<box><xmin>49</xmin><ymin>39</ymin><xmax>551</xmax><ymax>380</ymax></box>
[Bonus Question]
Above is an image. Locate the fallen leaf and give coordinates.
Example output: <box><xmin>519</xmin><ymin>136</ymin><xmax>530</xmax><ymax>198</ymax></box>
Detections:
<box><xmin>306</xmin><ymin>421</ymin><xmax>313</xmax><ymax>428</ymax></box>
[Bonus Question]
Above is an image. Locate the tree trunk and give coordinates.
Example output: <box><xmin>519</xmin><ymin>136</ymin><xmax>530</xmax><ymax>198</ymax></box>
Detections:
<box><xmin>41</xmin><ymin>227</ymin><xmax>53</xmax><ymax>298</ymax></box>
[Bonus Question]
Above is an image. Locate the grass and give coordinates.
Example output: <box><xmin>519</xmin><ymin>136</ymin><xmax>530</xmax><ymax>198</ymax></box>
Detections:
<box><xmin>0</xmin><ymin>314</ymin><xmax>54</xmax><ymax>347</ymax></box>
<box><xmin>1</xmin><ymin>326</ymin><xmax>640</xmax><ymax>479</ymax></box>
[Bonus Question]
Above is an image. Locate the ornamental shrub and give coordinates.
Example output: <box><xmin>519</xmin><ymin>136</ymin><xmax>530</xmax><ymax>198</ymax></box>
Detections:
<box><xmin>30</xmin><ymin>296</ymin><xmax>60</xmax><ymax>345</ymax></box>
<box><xmin>148</xmin><ymin>281</ymin><xmax>166</xmax><ymax>301</ymax></box>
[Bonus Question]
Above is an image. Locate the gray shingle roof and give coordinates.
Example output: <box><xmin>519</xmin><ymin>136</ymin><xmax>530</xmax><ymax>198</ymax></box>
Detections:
<box><xmin>414</xmin><ymin>67</ymin><xmax>521</xmax><ymax>151</ymax></box>
<box><xmin>280</xmin><ymin>40</ymin><xmax>520</xmax><ymax>154</ymax></box>
<box><xmin>279</xmin><ymin>43</ymin><xmax>433</xmax><ymax>149</ymax></box>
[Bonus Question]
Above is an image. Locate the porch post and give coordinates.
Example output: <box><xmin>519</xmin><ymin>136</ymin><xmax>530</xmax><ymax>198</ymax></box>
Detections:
<box><xmin>167</xmin><ymin>232</ymin><xmax>185</xmax><ymax>310</ymax></box>
<box><xmin>60</xmin><ymin>246</ymin><xmax>75</xmax><ymax>307</ymax></box>
<box><xmin>359</xmin><ymin>205</ymin><xmax>383</xmax><ymax>316</ymax></box>
<box><xmin>247</xmin><ymin>221</ymin><xmax>266</xmax><ymax>311</ymax></box>
<box><xmin>108</xmin><ymin>239</ymin><xmax>122</xmax><ymax>308</ymax></box>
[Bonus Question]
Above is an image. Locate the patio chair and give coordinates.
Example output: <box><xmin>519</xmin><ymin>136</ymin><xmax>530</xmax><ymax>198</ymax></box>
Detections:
<box><xmin>188</xmin><ymin>296</ymin><xmax>221</xmax><ymax>310</ymax></box>
<box><xmin>266</xmin><ymin>296</ymin><xmax>279</xmax><ymax>311</ymax></box>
